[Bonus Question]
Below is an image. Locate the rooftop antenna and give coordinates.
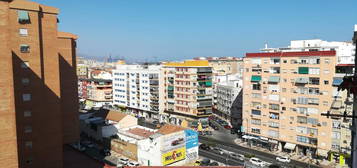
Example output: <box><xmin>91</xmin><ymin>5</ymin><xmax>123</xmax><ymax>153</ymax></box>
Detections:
<box><xmin>264</xmin><ymin>42</ymin><xmax>268</xmax><ymax>49</ymax></box>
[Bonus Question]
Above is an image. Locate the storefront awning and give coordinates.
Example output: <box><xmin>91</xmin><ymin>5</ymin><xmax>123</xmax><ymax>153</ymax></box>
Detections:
<box><xmin>295</xmin><ymin>77</ymin><xmax>308</xmax><ymax>84</ymax></box>
<box><xmin>317</xmin><ymin>149</ymin><xmax>329</xmax><ymax>157</ymax></box>
<box><xmin>268</xmin><ymin>76</ymin><xmax>280</xmax><ymax>83</ymax></box>
<box><xmin>284</xmin><ymin>143</ymin><xmax>296</xmax><ymax>150</ymax></box>
<box><xmin>242</xmin><ymin>135</ymin><xmax>258</xmax><ymax>140</ymax></box>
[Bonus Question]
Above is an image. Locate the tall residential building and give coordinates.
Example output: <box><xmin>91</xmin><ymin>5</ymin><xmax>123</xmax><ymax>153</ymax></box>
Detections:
<box><xmin>193</xmin><ymin>56</ymin><xmax>244</xmax><ymax>76</ymax></box>
<box><xmin>112</xmin><ymin>65</ymin><xmax>163</xmax><ymax>119</ymax></box>
<box><xmin>214</xmin><ymin>76</ymin><xmax>243</xmax><ymax>128</ymax></box>
<box><xmin>243</xmin><ymin>39</ymin><xmax>355</xmax><ymax>161</ymax></box>
<box><xmin>162</xmin><ymin>60</ymin><xmax>213</xmax><ymax>125</ymax></box>
<box><xmin>0</xmin><ymin>0</ymin><xmax>79</xmax><ymax>168</ymax></box>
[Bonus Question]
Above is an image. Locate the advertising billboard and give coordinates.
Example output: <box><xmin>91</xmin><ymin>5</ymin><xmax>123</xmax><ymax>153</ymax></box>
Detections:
<box><xmin>161</xmin><ymin>131</ymin><xmax>185</xmax><ymax>152</ymax></box>
<box><xmin>161</xmin><ymin>147</ymin><xmax>186</xmax><ymax>166</ymax></box>
<box><xmin>184</xmin><ymin>129</ymin><xmax>198</xmax><ymax>149</ymax></box>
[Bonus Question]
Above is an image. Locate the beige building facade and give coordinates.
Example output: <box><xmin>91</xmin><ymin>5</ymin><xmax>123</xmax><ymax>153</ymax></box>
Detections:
<box><xmin>162</xmin><ymin>60</ymin><xmax>213</xmax><ymax>125</ymax></box>
<box><xmin>243</xmin><ymin>50</ymin><xmax>337</xmax><ymax>158</ymax></box>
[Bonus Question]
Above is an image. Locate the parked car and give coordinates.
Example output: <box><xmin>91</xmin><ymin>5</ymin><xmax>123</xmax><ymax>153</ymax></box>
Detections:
<box><xmin>249</xmin><ymin>157</ymin><xmax>265</xmax><ymax>167</ymax></box>
<box><xmin>194</xmin><ymin>160</ymin><xmax>201</xmax><ymax>166</ymax></box>
<box><xmin>127</xmin><ymin>161</ymin><xmax>140</xmax><ymax>167</ymax></box>
<box><xmin>224</xmin><ymin>125</ymin><xmax>232</xmax><ymax>129</ymax></box>
<box><xmin>212</xmin><ymin>147</ymin><xmax>224</xmax><ymax>155</ymax></box>
<box><xmin>209</xmin><ymin>161</ymin><xmax>219</xmax><ymax>166</ymax></box>
<box><xmin>118</xmin><ymin>158</ymin><xmax>129</xmax><ymax>165</ymax></box>
<box><xmin>229</xmin><ymin>153</ymin><xmax>245</xmax><ymax>161</ymax></box>
<box><xmin>276</xmin><ymin>156</ymin><xmax>291</xmax><ymax>163</ymax></box>
<box><xmin>152</xmin><ymin>120</ymin><xmax>160</xmax><ymax>125</ymax></box>
<box><xmin>200</xmin><ymin>158</ymin><xmax>211</xmax><ymax>166</ymax></box>
<box><xmin>199</xmin><ymin>144</ymin><xmax>211</xmax><ymax>150</ymax></box>
<box><xmin>211</xmin><ymin>125</ymin><xmax>219</xmax><ymax>130</ymax></box>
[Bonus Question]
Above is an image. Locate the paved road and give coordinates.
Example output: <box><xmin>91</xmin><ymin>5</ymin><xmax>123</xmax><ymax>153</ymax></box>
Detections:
<box><xmin>199</xmin><ymin>136</ymin><xmax>319</xmax><ymax>168</ymax></box>
<box><xmin>199</xmin><ymin>149</ymin><xmax>244</xmax><ymax>166</ymax></box>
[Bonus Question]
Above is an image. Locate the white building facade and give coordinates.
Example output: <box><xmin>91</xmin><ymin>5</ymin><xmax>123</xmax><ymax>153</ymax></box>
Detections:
<box><xmin>113</xmin><ymin>65</ymin><xmax>163</xmax><ymax>119</ymax></box>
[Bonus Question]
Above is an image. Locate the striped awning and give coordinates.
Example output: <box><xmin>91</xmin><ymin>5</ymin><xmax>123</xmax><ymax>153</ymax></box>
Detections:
<box><xmin>284</xmin><ymin>143</ymin><xmax>296</xmax><ymax>150</ymax></box>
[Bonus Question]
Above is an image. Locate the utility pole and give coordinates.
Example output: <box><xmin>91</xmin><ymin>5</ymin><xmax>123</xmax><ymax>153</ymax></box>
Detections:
<box><xmin>352</xmin><ymin>24</ymin><xmax>357</xmax><ymax>168</ymax></box>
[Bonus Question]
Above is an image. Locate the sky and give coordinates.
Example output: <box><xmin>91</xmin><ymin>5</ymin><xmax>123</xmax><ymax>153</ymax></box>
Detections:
<box><xmin>32</xmin><ymin>0</ymin><xmax>357</xmax><ymax>62</ymax></box>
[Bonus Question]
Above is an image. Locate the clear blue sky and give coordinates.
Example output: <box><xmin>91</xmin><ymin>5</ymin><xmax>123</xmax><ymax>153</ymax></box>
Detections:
<box><xmin>33</xmin><ymin>0</ymin><xmax>357</xmax><ymax>62</ymax></box>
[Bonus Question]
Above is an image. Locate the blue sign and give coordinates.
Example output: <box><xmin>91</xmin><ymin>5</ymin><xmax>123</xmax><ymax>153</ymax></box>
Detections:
<box><xmin>185</xmin><ymin>129</ymin><xmax>198</xmax><ymax>149</ymax></box>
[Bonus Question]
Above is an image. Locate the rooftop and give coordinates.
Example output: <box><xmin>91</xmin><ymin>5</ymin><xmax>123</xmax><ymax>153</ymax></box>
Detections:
<box><xmin>163</xmin><ymin>60</ymin><xmax>209</xmax><ymax>67</ymax></box>
<box><xmin>127</xmin><ymin>127</ymin><xmax>156</xmax><ymax>138</ymax></box>
<box><xmin>245</xmin><ymin>50</ymin><xmax>336</xmax><ymax>58</ymax></box>
<box><xmin>105</xmin><ymin>110</ymin><xmax>128</xmax><ymax>122</ymax></box>
<box><xmin>157</xmin><ymin>124</ymin><xmax>186</xmax><ymax>135</ymax></box>
<box><xmin>58</xmin><ymin>32</ymin><xmax>78</xmax><ymax>40</ymax></box>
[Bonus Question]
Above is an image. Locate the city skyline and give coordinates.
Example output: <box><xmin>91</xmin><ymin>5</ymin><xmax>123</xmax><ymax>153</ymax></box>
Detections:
<box><xmin>32</xmin><ymin>0</ymin><xmax>357</xmax><ymax>62</ymax></box>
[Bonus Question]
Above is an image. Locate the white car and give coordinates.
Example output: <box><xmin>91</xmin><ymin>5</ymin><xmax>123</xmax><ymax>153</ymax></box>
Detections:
<box><xmin>249</xmin><ymin>157</ymin><xmax>265</xmax><ymax>167</ymax></box>
<box><xmin>118</xmin><ymin>158</ymin><xmax>129</xmax><ymax>165</ymax></box>
<box><xmin>276</xmin><ymin>156</ymin><xmax>291</xmax><ymax>163</ymax></box>
<box><xmin>127</xmin><ymin>161</ymin><xmax>140</xmax><ymax>167</ymax></box>
<box><xmin>229</xmin><ymin>153</ymin><xmax>245</xmax><ymax>161</ymax></box>
<box><xmin>212</xmin><ymin>147</ymin><xmax>224</xmax><ymax>155</ymax></box>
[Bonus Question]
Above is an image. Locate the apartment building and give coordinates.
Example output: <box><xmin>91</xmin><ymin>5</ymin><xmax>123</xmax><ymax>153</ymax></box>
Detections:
<box><xmin>194</xmin><ymin>56</ymin><xmax>244</xmax><ymax>76</ymax></box>
<box><xmin>215</xmin><ymin>76</ymin><xmax>243</xmax><ymax>126</ymax></box>
<box><xmin>243</xmin><ymin>39</ymin><xmax>355</xmax><ymax>161</ymax></box>
<box><xmin>112</xmin><ymin>65</ymin><xmax>163</xmax><ymax>119</ymax></box>
<box><xmin>0</xmin><ymin>0</ymin><xmax>79</xmax><ymax>167</ymax></box>
<box><xmin>162</xmin><ymin>60</ymin><xmax>213</xmax><ymax>125</ymax></box>
<box><xmin>82</xmin><ymin>79</ymin><xmax>113</xmax><ymax>108</ymax></box>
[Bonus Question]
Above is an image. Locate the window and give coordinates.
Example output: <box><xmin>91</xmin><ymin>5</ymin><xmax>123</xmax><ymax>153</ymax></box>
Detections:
<box><xmin>307</xmin><ymin>118</ymin><xmax>318</xmax><ymax>125</ymax></box>
<box><xmin>269</xmin><ymin>121</ymin><xmax>279</xmax><ymax>128</ymax></box>
<box><xmin>308</xmin><ymin>88</ymin><xmax>320</xmax><ymax>95</ymax></box>
<box><xmin>18</xmin><ymin>10</ymin><xmax>30</xmax><ymax>24</ymax></box>
<box><xmin>246</xmin><ymin>68</ymin><xmax>249</xmax><ymax>72</ymax></box>
<box><xmin>251</xmin><ymin>110</ymin><xmax>261</xmax><ymax>115</ymax></box>
<box><xmin>309</xmin><ymin>68</ymin><xmax>320</xmax><ymax>75</ymax></box>
<box><xmin>252</xmin><ymin>83</ymin><xmax>261</xmax><ymax>90</ymax></box>
<box><xmin>270</xmin><ymin>58</ymin><xmax>280</xmax><ymax>64</ymax></box>
<box><xmin>269</xmin><ymin>103</ymin><xmax>280</xmax><ymax>110</ymax></box>
<box><xmin>20</xmin><ymin>44</ymin><xmax>30</xmax><ymax>53</ymax></box>
<box><xmin>251</xmin><ymin>128</ymin><xmax>261</xmax><ymax>134</ymax></box>
<box><xmin>297</xmin><ymin>136</ymin><xmax>309</xmax><ymax>143</ymax></box>
<box><xmin>332</xmin><ymin>131</ymin><xmax>341</xmax><ymax>139</ymax></box>
<box><xmin>25</xmin><ymin>141</ymin><xmax>32</xmax><ymax>149</ymax></box>
<box><xmin>22</xmin><ymin>78</ymin><xmax>30</xmax><ymax>85</ymax></box>
<box><xmin>19</xmin><ymin>28</ymin><xmax>28</xmax><ymax>36</ymax></box>
<box><xmin>251</xmin><ymin>93</ymin><xmax>261</xmax><ymax>98</ymax></box>
<box><xmin>297</xmin><ymin>126</ymin><xmax>307</xmax><ymax>134</ymax></box>
<box><xmin>283</xmin><ymin>60</ymin><xmax>287</xmax><ymax>63</ymax></box>
<box><xmin>282</xmin><ymin>88</ymin><xmax>286</xmax><ymax>92</ymax></box>
<box><xmin>22</xmin><ymin>94</ymin><xmax>31</xmax><ymax>101</ymax></box>
<box><xmin>251</xmin><ymin>119</ymin><xmax>261</xmax><ymax>125</ymax></box>
<box><xmin>24</xmin><ymin>111</ymin><xmax>32</xmax><ymax>117</ymax></box>
<box><xmin>309</xmin><ymin>77</ymin><xmax>320</xmax><ymax>85</ymax></box>
<box><xmin>24</xmin><ymin>126</ymin><xmax>32</xmax><ymax>133</ymax></box>
<box><xmin>308</xmin><ymin>98</ymin><xmax>319</xmax><ymax>105</ymax></box>
<box><xmin>324</xmin><ymin>80</ymin><xmax>329</xmax><ymax>85</ymax></box>
<box><xmin>324</xmin><ymin>58</ymin><xmax>330</xmax><ymax>64</ymax></box>
<box><xmin>297</xmin><ymin>116</ymin><xmax>307</xmax><ymax>124</ymax></box>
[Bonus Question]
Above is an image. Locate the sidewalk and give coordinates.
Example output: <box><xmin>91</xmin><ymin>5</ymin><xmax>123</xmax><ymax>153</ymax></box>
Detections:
<box><xmin>233</xmin><ymin>138</ymin><xmax>340</xmax><ymax>168</ymax></box>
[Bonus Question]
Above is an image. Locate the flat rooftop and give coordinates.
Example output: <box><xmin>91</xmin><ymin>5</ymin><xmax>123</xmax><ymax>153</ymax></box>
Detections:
<box><xmin>127</xmin><ymin>127</ymin><xmax>156</xmax><ymax>138</ymax></box>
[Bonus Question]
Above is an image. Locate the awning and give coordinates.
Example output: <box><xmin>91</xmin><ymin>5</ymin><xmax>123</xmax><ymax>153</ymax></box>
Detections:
<box><xmin>284</xmin><ymin>143</ymin><xmax>296</xmax><ymax>150</ymax></box>
<box><xmin>251</xmin><ymin>76</ymin><xmax>262</xmax><ymax>82</ymax></box>
<box><xmin>268</xmin><ymin>76</ymin><xmax>280</xmax><ymax>83</ymax></box>
<box><xmin>298</xmin><ymin>67</ymin><xmax>309</xmax><ymax>74</ymax></box>
<box><xmin>295</xmin><ymin>77</ymin><xmax>308</xmax><ymax>84</ymax></box>
<box><xmin>269</xmin><ymin>139</ymin><xmax>278</xmax><ymax>144</ymax></box>
<box><xmin>260</xmin><ymin>137</ymin><xmax>269</xmax><ymax>141</ymax></box>
<box><xmin>317</xmin><ymin>149</ymin><xmax>329</xmax><ymax>157</ymax></box>
<box><xmin>242</xmin><ymin>135</ymin><xmax>258</xmax><ymax>140</ymax></box>
<box><xmin>332</xmin><ymin>77</ymin><xmax>343</xmax><ymax>86</ymax></box>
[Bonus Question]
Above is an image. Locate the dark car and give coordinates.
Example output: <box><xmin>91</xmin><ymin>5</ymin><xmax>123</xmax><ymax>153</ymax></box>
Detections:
<box><xmin>152</xmin><ymin>120</ymin><xmax>160</xmax><ymax>124</ymax></box>
<box><xmin>212</xmin><ymin>125</ymin><xmax>219</xmax><ymax>130</ymax></box>
<box><xmin>209</xmin><ymin>162</ymin><xmax>219</xmax><ymax>166</ymax></box>
<box><xmin>200</xmin><ymin>158</ymin><xmax>211</xmax><ymax>166</ymax></box>
<box><xmin>199</xmin><ymin>144</ymin><xmax>211</xmax><ymax>150</ymax></box>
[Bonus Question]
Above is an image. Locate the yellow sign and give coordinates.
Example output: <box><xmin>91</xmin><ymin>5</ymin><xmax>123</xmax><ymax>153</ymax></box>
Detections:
<box><xmin>162</xmin><ymin>147</ymin><xmax>186</xmax><ymax>166</ymax></box>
